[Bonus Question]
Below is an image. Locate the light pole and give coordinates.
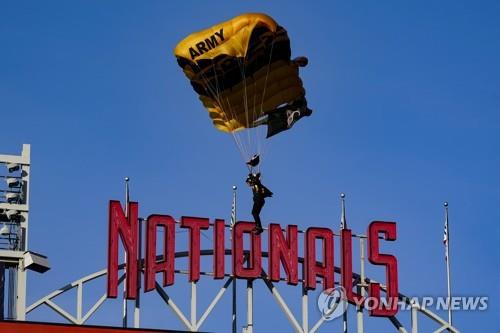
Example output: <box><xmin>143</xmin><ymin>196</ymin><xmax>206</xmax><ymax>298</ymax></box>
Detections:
<box><xmin>0</xmin><ymin>144</ymin><xmax>50</xmax><ymax>320</ymax></box>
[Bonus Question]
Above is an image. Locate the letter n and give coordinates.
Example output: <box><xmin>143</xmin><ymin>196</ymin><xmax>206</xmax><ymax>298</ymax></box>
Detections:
<box><xmin>107</xmin><ymin>200</ymin><xmax>138</xmax><ymax>299</ymax></box>
<box><xmin>145</xmin><ymin>215</ymin><xmax>176</xmax><ymax>292</ymax></box>
<box><xmin>268</xmin><ymin>224</ymin><xmax>298</xmax><ymax>285</ymax></box>
<box><xmin>304</xmin><ymin>227</ymin><xmax>334</xmax><ymax>290</ymax></box>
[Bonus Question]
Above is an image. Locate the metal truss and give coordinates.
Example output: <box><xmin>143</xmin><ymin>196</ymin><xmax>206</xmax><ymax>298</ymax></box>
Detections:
<box><xmin>26</xmin><ymin>243</ymin><xmax>460</xmax><ymax>333</ymax></box>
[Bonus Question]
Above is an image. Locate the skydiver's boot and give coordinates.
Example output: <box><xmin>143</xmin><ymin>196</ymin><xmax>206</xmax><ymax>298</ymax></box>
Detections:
<box><xmin>254</xmin><ymin>222</ymin><xmax>264</xmax><ymax>235</ymax></box>
<box><xmin>252</xmin><ymin>214</ymin><xmax>264</xmax><ymax>235</ymax></box>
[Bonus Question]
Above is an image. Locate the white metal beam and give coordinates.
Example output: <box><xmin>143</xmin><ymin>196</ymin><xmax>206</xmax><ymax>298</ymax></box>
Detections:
<box><xmin>196</xmin><ymin>277</ymin><xmax>233</xmax><ymax>330</ymax></box>
<box><xmin>262</xmin><ymin>278</ymin><xmax>303</xmax><ymax>333</ymax></box>
<box><xmin>155</xmin><ymin>282</ymin><xmax>193</xmax><ymax>331</ymax></box>
<box><xmin>246</xmin><ymin>280</ymin><xmax>253</xmax><ymax>333</ymax></box>
<box><xmin>302</xmin><ymin>288</ymin><xmax>308</xmax><ymax>333</ymax></box>
<box><xmin>191</xmin><ymin>281</ymin><xmax>197</xmax><ymax>328</ymax></box>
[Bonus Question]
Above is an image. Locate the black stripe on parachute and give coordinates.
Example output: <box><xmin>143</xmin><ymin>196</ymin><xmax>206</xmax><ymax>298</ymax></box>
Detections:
<box><xmin>177</xmin><ymin>26</ymin><xmax>291</xmax><ymax>98</ymax></box>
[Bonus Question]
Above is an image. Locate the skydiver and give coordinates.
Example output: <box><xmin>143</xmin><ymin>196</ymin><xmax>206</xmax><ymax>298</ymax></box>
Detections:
<box><xmin>246</xmin><ymin>173</ymin><xmax>273</xmax><ymax>235</ymax></box>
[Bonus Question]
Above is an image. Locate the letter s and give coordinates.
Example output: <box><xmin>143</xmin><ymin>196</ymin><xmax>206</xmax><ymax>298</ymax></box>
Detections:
<box><xmin>368</xmin><ymin>221</ymin><xmax>398</xmax><ymax>317</ymax></box>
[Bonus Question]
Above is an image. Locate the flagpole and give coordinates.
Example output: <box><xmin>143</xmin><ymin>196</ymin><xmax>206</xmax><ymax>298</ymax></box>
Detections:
<box><xmin>444</xmin><ymin>202</ymin><xmax>452</xmax><ymax>329</ymax></box>
<box><xmin>340</xmin><ymin>193</ymin><xmax>348</xmax><ymax>333</ymax></box>
<box><xmin>123</xmin><ymin>177</ymin><xmax>130</xmax><ymax>328</ymax></box>
<box><xmin>231</xmin><ymin>185</ymin><xmax>237</xmax><ymax>333</ymax></box>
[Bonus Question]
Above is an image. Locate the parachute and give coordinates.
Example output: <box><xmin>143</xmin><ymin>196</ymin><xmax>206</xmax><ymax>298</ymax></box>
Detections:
<box><xmin>174</xmin><ymin>13</ymin><xmax>311</xmax><ymax>170</ymax></box>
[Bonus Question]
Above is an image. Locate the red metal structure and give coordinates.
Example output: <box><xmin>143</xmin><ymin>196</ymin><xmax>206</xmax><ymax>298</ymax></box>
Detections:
<box><xmin>0</xmin><ymin>320</ymin><xmax>200</xmax><ymax>333</ymax></box>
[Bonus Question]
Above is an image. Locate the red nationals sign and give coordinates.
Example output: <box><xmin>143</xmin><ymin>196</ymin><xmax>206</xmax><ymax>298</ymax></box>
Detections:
<box><xmin>107</xmin><ymin>201</ymin><xmax>399</xmax><ymax>317</ymax></box>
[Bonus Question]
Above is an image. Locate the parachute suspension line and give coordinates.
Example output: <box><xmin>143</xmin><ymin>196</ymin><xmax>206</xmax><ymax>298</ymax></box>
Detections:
<box><xmin>224</xmin><ymin>95</ymin><xmax>251</xmax><ymax>163</ymax></box>
<box><xmin>254</xmin><ymin>100</ymin><xmax>264</xmax><ymax>175</ymax></box>
<box><xmin>237</xmin><ymin>55</ymin><xmax>263</xmax><ymax>173</ymax></box>
<box><xmin>213</xmin><ymin>80</ymin><xmax>250</xmax><ymax>162</ymax></box>
<box><xmin>199</xmin><ymin>58</ymin><xmax>251</xmax><ymax>167</ymax></box>
<box><xmin>249</xmin><ymin>63</ymin><xmax>263</xmax><ymax>169</ymax></box>
<box><xmin>194</xmin><ymin>60</ymin><xmax>248</xmax><ymax>165</ymax></box>
<box><xmin>251</xmin><ymin>92</ymin><xmax>262</xmax><ymax>175</ymax></box>
<box><xmin>256</xmin><ymin>33</ymin><xmax>277</xmax><ymax>167</ymax></box>
<box><xmin>205</xmin><ymin>61</ymin><xmax>248</xmax><ymax>162</ymax></box>
<box><xmin>237</xmin><ymin>57</ymin><xmax>252</xmax><ymax>162</ymax></box>
<box><xmin>205</xmin><ymin>59</ymin><xmax>251</xmax><ymax>163</ymax></box>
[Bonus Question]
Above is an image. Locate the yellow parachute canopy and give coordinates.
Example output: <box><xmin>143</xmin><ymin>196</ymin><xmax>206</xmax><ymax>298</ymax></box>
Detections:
<box><xmin>174</xmin><ymin>13</ymin><xmax>306</xmax><ymax>133</ymax></box>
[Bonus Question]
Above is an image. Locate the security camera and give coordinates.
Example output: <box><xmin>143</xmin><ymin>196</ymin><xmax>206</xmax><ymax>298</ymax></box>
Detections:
<box><xmin>6</xmin><ymin>163</ymin><xmax>20</xmax><ymax>173</ymax></box>
<box><xmin>6</xmin><ymin>178</ymin><xmax>20</xmax><ymax>188</ymax></box>
<box><xmin>5</xmin><ymin>210</ymin><xmax>19</xmax><ymax>220</ymax></box>
<box><xmin>5</xmin><ymin>192</ymin><xmax>20</xmax><ymax>203</ymax></box>
<box><xmin>24</xmin><ymin>251</ymin><xmax>50</xmax><ymax>273</ymax></box>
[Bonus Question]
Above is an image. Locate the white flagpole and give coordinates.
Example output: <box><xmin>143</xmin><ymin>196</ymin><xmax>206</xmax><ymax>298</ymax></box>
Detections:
<box><xmin>231</xmin><ymin>185</ymin><xmax>237</xmax><ymax>227</ymax></box>
<box><xmin>134</xmin><ymin>216</ymin><xmax>142</xmax><ymax>328</ymax></box>
<box><xmin>340</xmin><ymin>193</ymin><xmax>348</xmax><ymax>333</ymax></box>
<box><xmin>443</xmin><ymin>202</ymin><xmax>452</xmax><ymax>329</ymax></box>
<box><xmin>123</xmin><ymin>177</ymin><xmax>130</xmax><ymax>327</ymax></box>
<box><xmin>340</xmin><ymin>193</ymin><xmax>347</xmax><ymax>230</ymax></box>
<box><xmin>231</xmin><ymin>185</ymin><xmax>237</xmax><ymax>333</ymax></box>
<box><xmin>134</xmin><ymin>172</ymin><xmax>141</xmax><ymax>332</ymax></box>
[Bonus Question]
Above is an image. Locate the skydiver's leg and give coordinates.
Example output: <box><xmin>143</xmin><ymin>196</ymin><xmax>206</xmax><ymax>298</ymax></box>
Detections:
<box><xmin>252</xmin><ymin>198</ymin><xmax>265</xmax><ymax>234</ymax></box>
<box><xmin>252</xmin><ymin>200</ymin><xmax>263</xmax><ymax>227</ymax></box>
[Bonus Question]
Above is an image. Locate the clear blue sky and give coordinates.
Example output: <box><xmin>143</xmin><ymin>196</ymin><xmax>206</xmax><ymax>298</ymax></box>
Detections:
<box><xmin>1</xmin><ymin>1</ymin><xmax>499</xmax><ymax>331</ymax></box>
